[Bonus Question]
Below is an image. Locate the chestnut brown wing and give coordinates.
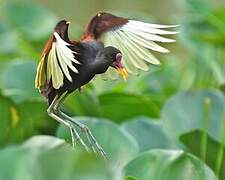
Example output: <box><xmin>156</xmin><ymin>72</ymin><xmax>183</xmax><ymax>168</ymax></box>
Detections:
<box><xmin>35</xmin><ymin>32</ymin><xmax>80</xmax><ymax>91</ymax></box>
<box><xmin>82</xmin><ymin>12</ymin><xmax>178</xmax><ymax>80</ymax></box>
<box><xmin>81</xmin><ymin>12</ymin><xmax>128</xmax><ymax>41</ymax></box>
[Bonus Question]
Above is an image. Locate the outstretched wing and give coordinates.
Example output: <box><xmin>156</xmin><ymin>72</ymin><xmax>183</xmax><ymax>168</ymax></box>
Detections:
<box><xmin>82</xmin><ymin>12</ymin><xmax>177</xmax><ymax>79</ymax></box>
<box><xmin>35</xmin><ymin>32</ymin><xmax>80</xmax><ymax>91</ymax></box>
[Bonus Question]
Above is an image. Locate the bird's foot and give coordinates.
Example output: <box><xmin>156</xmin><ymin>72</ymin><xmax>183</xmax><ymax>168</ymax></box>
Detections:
<box><xmin>48</xmin><ymin>93</ymin><xmax>106</xmax><ymax>159</ymax></box>
<box><xmin>70</xmin><ymin>123</ymin><xmax>107</xmax><ymax>160</ymax></box>
<box><xmin>81</xmin><ymin>126</ymin><xmax>107</xmax><ymax>160</ymax></box>
<box><xmin>69</xmin><ymin>125</ymin><xmax>90</xmax><ymax>153</ymax></box>
<box><xmin>70</xmin><ymin>127</ymin><xmax>76</xmax><ymax>149</ymax></box>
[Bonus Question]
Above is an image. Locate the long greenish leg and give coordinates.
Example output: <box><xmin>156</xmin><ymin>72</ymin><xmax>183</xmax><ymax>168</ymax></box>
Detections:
<box><xmin>47</xmin><ymin>93</ymin><xmax>89</xmax><ymax>151</ymax></box>
<box><xmin>58</xmin><ymin>110</ymin><xmax>107</xmax><ymax>159</ymax></box>
<box><xmin>53</xmin><ymin>92</ymin><xmax>107</xmax><ymax>159</ymax></box>
<box><xmin>47</xmin><ymin>94</ymin><xmax>70</xmax><ymax>127</ymax></box>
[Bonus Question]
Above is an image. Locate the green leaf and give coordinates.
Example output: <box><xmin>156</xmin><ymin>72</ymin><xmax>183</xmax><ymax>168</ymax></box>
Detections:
<box><xmin>21</xmin><ymin>135</ymin><xmax>67</xmax><ymax>150</ymax></box>
<box><xmin>17</xmin><ymin>100</ymin><xmax>57</xmax><ymax>135</ymax></box>
<box><xmin>0</xmin><ymin>136</ymin><xmax>114</xmax><ymax>180</ymax></box>
<box><xmin>162</xmin><ymin>90</ymin><xmax>225</xmax><ymax>143</ymax></box>
<box><xmin>125</xmin><ymin>176</ymin><xmax>137</xmax><ymax>180</ymax></box>
<box><xmin>64</xmin><ymin>89</ymin><xmax>101</xmax><ymax>117</ymax></box>
<box><xmin>0</xmin><ymin>92</ymin><xmax>35</xmax><ymax>146</ymax></box>
<box><xmin>2</xmin><ymin>60</ymin><xmax>40</xmax><ymax>103</ymax></box>
<box><xmin>56</xmin><ymin>117</ymin><xmax>139</xmax><ymax>167</ymax></box>
<box><xmin>180</xmin><ymin>130</ymin><xmax>225</xmax><ymax>180</ymax></box>
<box><xmin>0</xmin><ymin>93</ymin><xmax>17</xmax><ymax>145</ymax></box>
<box><xmin>124</xmin><ymin>149</ymin><xmax>218</xmax><ymax>180</ymax></box>
<box><xmin>3</xmin><ymin>2</ymin><xmax>57</xmax><ymax>41</ymax></box>
<box><xmin>122</xmin><ymin>117</ymin><xmax>178</xmax><ymax>152</ymax></box>
<box><xmin>38</xmin><ymin>150</ymin><xmax>113</xmax><ymax>180</ymax></box>
<box><xmin>0</xmin><ymin>91</ymin><xmax>54</xmax><ymax>147</ymax></box>
<box><xmin>99</xmin><ymin>92</ymin><xmax>160</xmax><ymax>122</ymax></box>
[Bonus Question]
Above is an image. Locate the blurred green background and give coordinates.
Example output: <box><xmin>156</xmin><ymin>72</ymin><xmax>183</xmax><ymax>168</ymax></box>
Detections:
<box><xmin>0</xmin><ymin>0</ymin><xmax>225</xmax><ymax>179</ymax></box>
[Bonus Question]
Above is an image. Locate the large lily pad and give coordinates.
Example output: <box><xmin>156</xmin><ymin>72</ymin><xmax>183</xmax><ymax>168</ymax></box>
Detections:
<box><xmin>21</xmin><ymin>135</ymin><xmax>67</xmax><ymax>150</ymax></box>
<box><xmin>2</xmin><ymin>60</ymin><xmax>40</xmax><ymax>103</ymax></box>
<box><xmin>122</xmin><ymin>117</ymin><xmax>178</xmax><ymax>152</ymax></box>
<box><xmin>124</xmin><ymin>149</ymin><xmax>218</xmax><ymax>180</ymax></box>
<box><xmin>162</xmin><ymin>90</ymin><xmax>225</xmax><ymax>143</ymax></box>
<box><xmin>56</xmin><ymin>117</ymin><xmax>139</xmax><ymax>168</ymax></box>
<box><xmin>0</xmin><ymin>136</ymin><xmax>113</xmax><ymax>180</ymax></box>
<box><xmin>180</xmin><ymin>130</ymin><xmax>225</xmax><ymax>180</ymax></box>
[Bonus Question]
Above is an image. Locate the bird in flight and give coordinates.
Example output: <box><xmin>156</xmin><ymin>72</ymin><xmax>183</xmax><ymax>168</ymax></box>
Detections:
<box><xmin>35</xmin><ymin>12</ymin><xmax>177</xmax><ymax>158</ymax></box>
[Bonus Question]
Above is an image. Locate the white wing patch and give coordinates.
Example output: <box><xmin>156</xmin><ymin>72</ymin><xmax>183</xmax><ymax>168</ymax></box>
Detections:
<box><xmin>47</xmin><ymin>32</ymin><xmax>79</xmax><ymax>89</ymax></box>
<box><xmin>100</xmin><ymin>20</ymin><xmax>178</xmax><ymax>79</ymax></box>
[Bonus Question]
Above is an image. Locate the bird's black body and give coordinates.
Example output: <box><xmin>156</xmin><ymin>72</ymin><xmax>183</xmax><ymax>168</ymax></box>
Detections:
<box><xmin>36</xmin><ymin>20</ymin><xmax>123</xmax><ymax>105</ymax></box>
<box><xmin>47</xmin><ymin>41</ymin><xmax>119</xmax><ymax>105</ymax></box>
<box><xmin>35</xmin><ymin>14</ymin><xmax>177</xmax><ymax>159</ymax></box>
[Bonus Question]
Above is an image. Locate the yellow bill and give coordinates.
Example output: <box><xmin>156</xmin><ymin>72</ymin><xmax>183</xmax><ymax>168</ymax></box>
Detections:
<box><xmin>117</xmin><ymin>68</ymin><xmax>128</xmax><ymax>80</ymax></box>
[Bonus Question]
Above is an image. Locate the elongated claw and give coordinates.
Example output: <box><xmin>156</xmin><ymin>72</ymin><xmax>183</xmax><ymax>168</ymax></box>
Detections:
<box><xmin>82</xmin><ymin>126</ymin><xmax>107</xmax><ymax>159</ymax></box>
<box><xmin>70</xmin><ymin>124</ymin><xmax>107</xmax><ymax>159</ymax></box>
<box><xmin>70</xmin><ymin>126</ymin><xmax>90</xmax><ymax>153</ymax></box>
<box><xmin>70</xmin><ymin>127</ymin><xmax>76</xmax><ymax>149</ymax></box>
<box><xmin>85</xmin><ymin>132</ymin><xmax>97</xmax><ymax>153</ymax></box>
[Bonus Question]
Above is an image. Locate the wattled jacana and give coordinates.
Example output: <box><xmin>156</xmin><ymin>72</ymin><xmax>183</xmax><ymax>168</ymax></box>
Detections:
<box><xmin>35</xmin><ymin>12</ymin><xmax>177</xmax><ymax>158</ymax></box>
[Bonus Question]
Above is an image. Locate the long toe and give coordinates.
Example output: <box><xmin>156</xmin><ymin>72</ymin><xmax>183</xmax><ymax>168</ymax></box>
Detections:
<box><xmin>82</xmin><ymin>126</ymin><xmax>107</xmax><ymax>159</ymax></box>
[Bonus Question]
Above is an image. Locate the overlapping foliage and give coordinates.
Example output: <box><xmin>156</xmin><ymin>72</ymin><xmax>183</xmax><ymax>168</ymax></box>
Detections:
<box><xmin>0</xmin><ymin>0</ymin><xmax>224</xmax><ymax>179</ymax></box>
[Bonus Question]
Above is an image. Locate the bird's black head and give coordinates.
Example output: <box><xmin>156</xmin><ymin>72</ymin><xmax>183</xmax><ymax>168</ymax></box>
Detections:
<box><xmin>98</xmin><ymin>46</ymin><xmax>128</xmax><ymax>79</ymax></box>
<box><xmin>102</xmin><ymin>46</ymin><xmax>121</xmax><ymax>64</ymax></box>
<box><xmin>54</xmin><ymin>20</ymin><xmax>70</xmax><ymax>41</ymax></box>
